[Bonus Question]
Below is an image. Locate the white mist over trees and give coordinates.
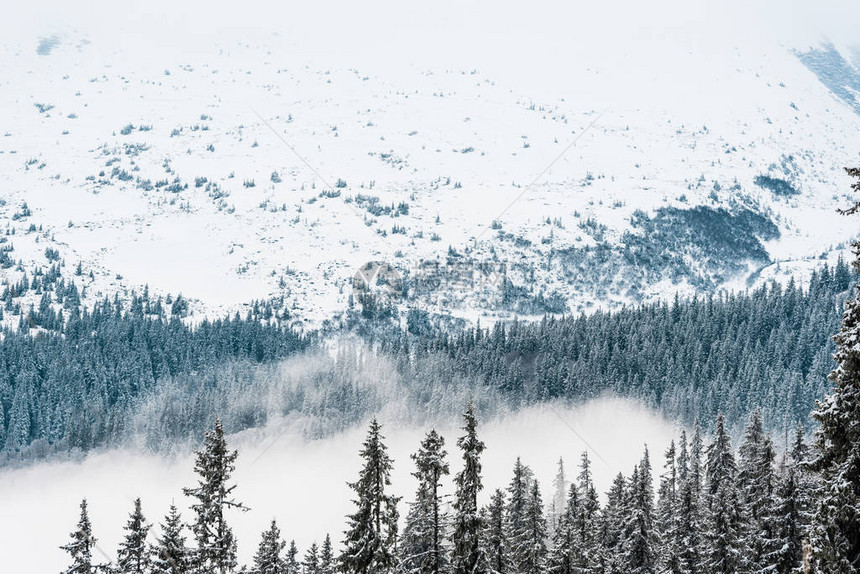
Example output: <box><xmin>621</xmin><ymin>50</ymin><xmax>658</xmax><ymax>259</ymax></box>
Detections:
<box><xmin>48</xmin><ymin>177</ymin><xmax>860</xmax><ymax>570</ymax></box>
<box><xmin>55</xmin><ymin>403</ymin><xmax>830</xmax><ymax>574</ymax></box>
<box><xmin>9</xmin><ymin>164</ymin><xmax>860</xmax><ymax>572</ymax></box>
<box><xmin>0</xmin><ymin>257</ymin><xmax>853</xmax><ymax>467</ymax></box>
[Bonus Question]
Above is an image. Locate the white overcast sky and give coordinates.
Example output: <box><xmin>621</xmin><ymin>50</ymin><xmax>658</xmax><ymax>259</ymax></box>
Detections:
<box><xmin>3</xmin><ymin>0</ymin><xmax>859</xmax><ymax>61</ymax></box>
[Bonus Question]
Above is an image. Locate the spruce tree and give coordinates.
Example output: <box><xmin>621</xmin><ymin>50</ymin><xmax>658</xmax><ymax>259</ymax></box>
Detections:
<box><xmin>451</xmin><ymin>402</ymin><xmax>486</xmax><ymax>574</ymax></box>
<box><xmin>521</xmin><ymin>480</ymin><xmax>548</xmax><ymax>574</ymax></box>
<box><xmin>400</xmin><ymin>429</ymin><xmax>450</xmax><ymax>574</ymax></box>
<box><xmin>116</xmin><ymin>498</ymin><xmax>152</xmax><ymax>574</ymax></box>
<box><xmin>481</xmin><ymin>489</ymin><xmax>507</xmax><ymax>574</ymax></box>
<box><xmin>183</xmin><ymin>418</ymin><xmax>247</xmax><ymax>574</ymax></box>
<box><xmin>320</xmin><ymin>534</ymin><xmax>335</xmax><ymax>574</ymax></box>
<box><xmin>548</xmin><ymin>458</ymin><xmax>568</xmax><ymax>540</ymax></box>
<box><xmin>251</xmin><ymin>520</ymin><xmax>287</xmax><ymax>574</ymax></box>
<box><xmin>737</xmin><ymin>408</ymin><xmax>780</xmax><ymax>572</ymax></box>
<box><xmin>656</xmin><ymin>441</ymin><xmax>682</xmax><ymax>574</ymax></box>
<box><xmin>671</xmin><ymin>431</ymin><xmax>693</xmax><ymax>574</ymax></box>
<box><xmin>340</xmin><ymin>417</ymin><xmax>400</xmax><ymax>574</ymax></box>
<box><xmin>151</xmin><ymin>504</ymin><xmax>190</xmax><ymax>574</ymax></box>
<box><xmin>505</xmin><ymin>457</ymin><xmax>532</xmax><ymax>573</ymax></box>
<box><xmin>675</xmin><ymin>424</ymin><xmax>704</xmax><ymax>574</ymax></box>
<box><xmin>768</xmin><ymin>425</ymin><xmax>812</xmax><ymax>573</ymax></box>
<box><xmin>304</xmin><ymin>542</ymin><xmax>321</xmax><ymax>574</ymax></box>
<box><xmin>547</xmin><ymin>483</ymin><xmax>580</xmax><ymax>574</ymax></box>
<box><xmin>622</xmin><ymin>448</ymin><xmax>657</xmax><ymax>574</ymax></box>
<box><xmin>703</xmin><ymin>414</ymin><xmax>743</xmax><ymax>574</ymax></box>
<box><xmin>809</xmin><ymin>179</ymin><xmax>860</xmax><ymax>570</ymax></box>
<box><xmin>60</xmin><ymin>499</ymin><xmax>104</xmax><ymax>574</ymax></box>
<box><xmin>574</xmin><ymin>452</ymin><xmax>601</xmax><ymax>570</ymax></box>
<box><xmin>286</xmin><ymin>541</ymin><xmax>299</xmax><ymax>574</ymax></box>
<box><xmin>598</xmin><ymin>473</ymin><xmax>628</xmax><ymax>574</ymax></box>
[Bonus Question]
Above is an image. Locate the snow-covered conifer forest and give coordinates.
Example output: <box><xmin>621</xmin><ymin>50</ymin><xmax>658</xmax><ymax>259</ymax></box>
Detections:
<box><xmin>2</xmin><ymin>0</ymin><xmax>860</xmax><ymax>571</ymax></box>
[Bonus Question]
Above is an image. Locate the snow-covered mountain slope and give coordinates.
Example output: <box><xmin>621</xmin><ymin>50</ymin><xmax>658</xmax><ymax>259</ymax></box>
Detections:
<box><xmin>1</xmin><ymin>0</ymin><xmax>860</xmax><ymax>327</ymax></box>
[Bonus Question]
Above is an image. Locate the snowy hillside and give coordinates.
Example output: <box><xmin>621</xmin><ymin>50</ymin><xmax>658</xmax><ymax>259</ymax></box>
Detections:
<box><xmin>1</xmin><ymin>1</ymin><xmax>860</xmax><ymax>328</ymax></box>
<box><xmin>4</xmin><ymin>2</ymin><xmax>860</xmax><ymax>573</ymax></box>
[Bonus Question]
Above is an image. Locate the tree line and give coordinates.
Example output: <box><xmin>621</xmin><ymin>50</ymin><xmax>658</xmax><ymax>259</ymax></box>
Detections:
<box><xmin>385</xmin><ymin>258</ymin><xmax>854</xmax><ymax>435</ymax></box>
<box><xmin>58</xmin><ymin>386</ymin><xmax>858</xmax><ymax>573</ymax></box>
<box><xmin>0</xmin><ymin>257</ymin><xmax>853</xmax><ymax>465</ymax></box>
<box><xmin>0</xmin><ymin>293</ymin><xmax>307</xmax><ymax>463</ymax></box>
<box><xmin>53</xmin><ymin>168</ymin><xmax>860</xmax><ymax>572</ymax></box>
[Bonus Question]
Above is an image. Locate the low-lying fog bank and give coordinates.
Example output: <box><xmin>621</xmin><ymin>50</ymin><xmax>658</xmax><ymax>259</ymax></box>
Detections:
<box><xmin>0</xmin><ymin>396</ymin><xmax>680</xmax><ymax>572</ymax></box>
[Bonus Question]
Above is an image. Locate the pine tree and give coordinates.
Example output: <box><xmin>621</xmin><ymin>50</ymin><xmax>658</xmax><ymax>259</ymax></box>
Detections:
<box><xmin>656</xmin><ymin>440</ymin><xmax>682</xmax><ymax>574</ymax></box>
<box><xmin>675</xmin><ymin>424</ymin><xmax>704</xmax><ymax>574</ymax></box>
<box><xmin>521</xmin><ymin>480</ymin><xmax>548</xmax><ymax>574</ymax></box>
<box><xmin>481</xmin><ymin>489</ymin><xmax>507</xmax><ymax>574</ymax></box>
<box><xmin>320</xmin><ymin>535</ymin><xmax>335</xmax><ymax>574</ymax></box>
<box><xmin>286</xmin><ymin>541</ymin><xmax>299</xmax><ymax>574</ymax></box>
<box><xmin>736</xmin><ymin>408</ymin><xmax>780</xmax><ymax>572</ymax></box>
<box><xmin>703</xmin><ymin>414</ymin><xmax>743</xmax><ymax>574</ymax></box>
<box><xmin>251</xmin><ymin>520</ymin><xmax>286</xmax><ymax>574</ymax></box>
<box><xmin>451</xmin><ymin>402</ymin><xmax>486</xmax><ymax>574</ymax></box>
<box><xmin>400</xmin><ymin>429</ymin><xmax>450</xmax><ymax>574</ymax></box>
<box><xmin>60</xmin><ymin>499</ymin><xmax>104</xmax><ymax>574</ymax></box>
<box><xmin>809</xmin><ymin>182</ymin><xmax>860</xmax><ymax>570</ymax></box>
<box><xmin>574</xmin><ymin>452</ymin><xmax>601</xmax><ymax>570</ymax></box>
<box><xmin>340</xmin><ymin>417</ymin><xmax>400</xmax><ymax>574</ymax></box>
<box><xmin>116</xmin><ymin>498</ymin><xmax>152</xmax><ymax>574</ymax></box>
<box><xmin>598</xmin><ymin>473</ymin><xmax>627</xmax><ymax>574</ymax></box>
<box><xmin>548</xmin><ymin>458</ymin><xmax>568</xmax><ymax>540</ymax></box>
<box><xmin>504</xmin><ymin>457</ymin><xmax>532</xmax><ymax>573</ymax></box>
<box><xmin>622</xmin><ymin>448</ymin><xmax>657</xmax><ymax>574</ymax></box>
<box><xmin>151</xmin><ymin>504</ymin><xmax>190</xmax><ymax>574</ymax></box>
<box><xmin>304</xmin><ymin>542</ymin><xmax>321</xmax><ymax>574</ymax></box>
<box><xmin>768</xmin><ymin>425</ymin><xmax>812</xmax><ymax>573</ymax></box>
<box><xmin>547</xmin><ymin>483</ymin><xmax>581</xmax><ymax>574</ymax></box>
<box><xmin>183</xmin><ymin>418</ymin><xmax>248</xmax><ymax>574</ymax></box>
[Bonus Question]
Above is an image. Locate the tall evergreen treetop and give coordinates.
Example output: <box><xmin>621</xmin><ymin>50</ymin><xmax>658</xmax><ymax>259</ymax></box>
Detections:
<box><xmin>481</xmin><ymin>489</ymin><xmax>507</xmax><ymax>574</ymax></box>
<box><xmin>704</xmin><ymin>414</ymin><xmax>743</xmax><ymax>574</ymax></box>
<box><xmin>657</xmin><ymin>440</ymin><xmax>683</xmax><ymax>574</ymax></box>
<box><xmin>521</xmin><ymin>479</ymin><xmax>548</xmax><ymax>574</ymax></box>
<box><xmin>737</xmin><ymin>408</ymin><xmax>779</xmax><ymax>572</ymax></box>
<box><xmin>151</xmin><ymin>503</ymin><xmax>190</xmax><ymax>574</ymax></box>
<box><xmin>251</xmin><ymin>520</ymin><xmax>287</xmax><ymax>574</ymax></box>
<box><xmin>675</xmin><ymin>429</ymin><xmax>704</xmax><ymax>574</ymax></box>
<box><xmin>574</xmin><ymin>452</ymin><xmax>601</xmax><ymax>569</ymax></box>
<box><xmin>400</xmin><ymin>429</ymin><xmax>450</xmax><ymax>574</ymax></box>
<box><xmin>769</xmin><ymin>425</ymin><xmax>812</xmax><ymax>574</ymax></box>
<box><xmin>116</xmin><ymin>498</ymin><xmax>152</xmax><ymax>574</ymax></box>
<box><xmin>340</xmin><ymin>417</ymin><xmax>400</xmax><ymax>574</ymax></box>
<box><xmin>809</xmin><ymin>167</ymin><xmax>860</xmax><ymax>572</ymax></box>
<box><xmin>505</xmin><ymin>457</ymin><xmax>532</xmax><ymax>573</ymax></box>
<box><xmin>705</xmin><ymin>414</ymin><xmax>736</xmax><ymax>500</ymax></box>
<box><xmin>451</xmin><ymin>401</ymin><xmax>486</xmax><ymax>574</ymax></box>
<box><xmin>320</xmin><ymin>534</ymin><xmax>335</xmax><ymax>574</ymax></box>
<box><xmin>549</xmin><ymin>457</ymin><xmax>568</xmax><ymax>539</ymax></box>
<box><xmin>183</xmin><ymin>418</ymin><xmax>247</xmax><ymax>574</ymax></box>
<box><xmin>286</xmin><ymin>540</ymin><xmax>299</xmax><ymax>574</ymax></box>
<box><xmin>599</xmin><ymin>472</ymin><xmax>628</xmax><ymax>573</ymax></box>
<box><xmin>622</xmin><ymin>448</ymin><xmax>657</xmax><ymax>574</ymax></box>
<box><xmin>60</xmin><ymin>499</ymin><xmax>104</xmax><ymax>574</ymax></box>
<box><xmin>304</xmin><ymin>542</ymin><xmax>321</xmax><ymax>574</ymax></box>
